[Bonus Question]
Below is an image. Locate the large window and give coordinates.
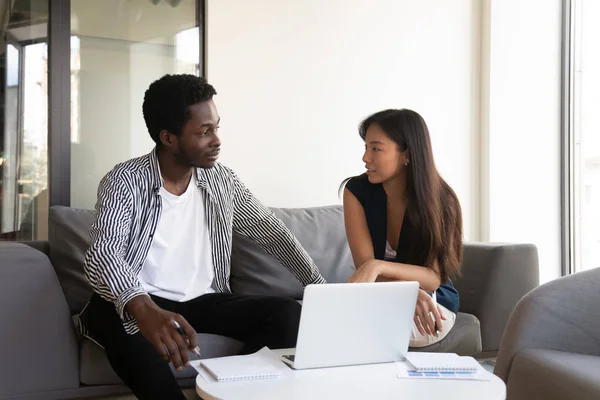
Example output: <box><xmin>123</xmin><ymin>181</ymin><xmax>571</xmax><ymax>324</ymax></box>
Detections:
<box><xmin>0</xmin><ymin>0</ymin><xmax>49</xmax><ymax>240</ymax></box>
<box><xmin>570</xmin><ymin>0</ymin><xmax>600</xmax><ymax>272</ymax></box>
<box><xmin>0</xmin><ymin>0</ymin><xmax>204</xmax><ymax>241</ymax></box>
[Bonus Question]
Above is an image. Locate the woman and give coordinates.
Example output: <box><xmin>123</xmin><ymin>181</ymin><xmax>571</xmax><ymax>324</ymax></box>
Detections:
<box><xmin>341</xmin><ymin>108</ymin><xmax>463</xmax><ymax>348</ymax></box>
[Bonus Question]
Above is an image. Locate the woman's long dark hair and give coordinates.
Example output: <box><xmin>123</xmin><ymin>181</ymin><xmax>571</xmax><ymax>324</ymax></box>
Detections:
<box><xmin>342</xmin><ymin>109</ymin><xmax>463</xmax><ymax>282</ymax></box>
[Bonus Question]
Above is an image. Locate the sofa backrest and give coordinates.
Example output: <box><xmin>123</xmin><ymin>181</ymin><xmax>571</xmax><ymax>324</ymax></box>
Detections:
<box><xmin>230</xmin><ymin>205</ymin><xmax>354</xmax><ymax>298</ymax></box>
<box><xmin>46</xmin><ymin>205</ymin><xmax>355</xmax><ymax>314</ymax></box>
<box><xmin>48</xmin><ymin>206</ymin><xmax>96</xmax><ymax>315</ymax></box>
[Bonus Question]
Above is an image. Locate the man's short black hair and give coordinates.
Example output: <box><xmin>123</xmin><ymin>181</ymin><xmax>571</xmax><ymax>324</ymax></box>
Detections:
<box><xmin>142</xmin><ymin>74</ymin><xmax>217</xmax><ymax>145</ymax></box>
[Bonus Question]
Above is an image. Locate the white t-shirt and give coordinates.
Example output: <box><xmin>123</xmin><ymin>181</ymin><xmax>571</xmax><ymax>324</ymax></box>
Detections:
<box><xmin>384</xmin><ymin>241</ymin><xmax>397</xmax><ymax>261</ymax></box>
<box><xmin>138</xmin><ymin>177</ymin><xmax>215</xmax><ymax>302</ymax></box>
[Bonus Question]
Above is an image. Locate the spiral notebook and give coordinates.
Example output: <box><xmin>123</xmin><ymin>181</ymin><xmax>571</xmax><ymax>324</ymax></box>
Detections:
<box><xmin>196</xmin><ymin>347</ymin><xmax>284</xmax><ymax>383</ymax></box>
<box><xmin>404</xmin><ymin>352</ymin><xmax>480</xmax><ymax>372</ymax></box>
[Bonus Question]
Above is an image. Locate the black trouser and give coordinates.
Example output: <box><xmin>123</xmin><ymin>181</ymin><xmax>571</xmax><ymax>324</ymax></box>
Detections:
<box><xmin>83</xmin><ymin>292</ymin><xmax>302</xmax><ymax>400</ymax></box>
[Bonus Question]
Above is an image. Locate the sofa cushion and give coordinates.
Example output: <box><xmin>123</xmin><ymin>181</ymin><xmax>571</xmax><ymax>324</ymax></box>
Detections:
<box><xmin>79</xmin><ymin>334</ymin><xmax>244</xmax><ymax>385</ymax></box>
<box><xmin>411</xmin><ymin>312</ymin><xmax>482</xmax><ymax>356</ymax></box>
<box><xmin>507</xmin><ymin>349</ymin><xmax>600</xmax><ymax>400</ymax></box>
<box><xmin>48</xmin><ymin>206</ymin><xmax>96</xmax><ymax>315</ymax></box>
<box><xmin>230</xmin><ymin>205</ymin><xmax>355</xmax><ymax>299</ymax></box>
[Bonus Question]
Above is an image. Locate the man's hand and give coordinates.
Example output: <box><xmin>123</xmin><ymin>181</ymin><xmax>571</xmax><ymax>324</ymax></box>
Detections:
<box><xmin>414</xmin><ymin>289</ymin><xmax>446</xmax><ymax>336</ymax></box>
<box><xmin>347</xmin><ymin>259</ymin><xmax>383</xmax><ymax>283</ymax></box>
<box><xmin>126</xmin><ymin>295</ymin><xmax>198</xmax><ymax>371</ymax></box>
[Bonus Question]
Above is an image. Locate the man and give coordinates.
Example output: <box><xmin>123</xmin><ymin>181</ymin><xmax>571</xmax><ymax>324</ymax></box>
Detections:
<box><xmin>80</xmin><ymin>74</ymin><xmax>326</xmax><ymax>399</ymax></box>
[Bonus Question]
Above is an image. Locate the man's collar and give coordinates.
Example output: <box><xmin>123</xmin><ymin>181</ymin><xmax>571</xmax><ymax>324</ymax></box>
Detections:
<box><xmin>149</xmin><ymin>148</ymin><xmax>164</xmax><ymax>192</ymax></box>
<box><xmin>149</xmin><ymin>147</ymin><xmax>208</xmax><ymax>191</ymax></box>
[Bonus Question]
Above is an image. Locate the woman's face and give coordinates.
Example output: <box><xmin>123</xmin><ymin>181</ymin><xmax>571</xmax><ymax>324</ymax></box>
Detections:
<box><xmin>362</xmin><ymin>123</ymin><xmax>408</xmax><ymax>184</ymax></box>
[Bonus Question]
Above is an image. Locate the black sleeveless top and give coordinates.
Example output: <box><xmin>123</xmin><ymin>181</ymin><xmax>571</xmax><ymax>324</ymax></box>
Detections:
<box><xmin>345</xmin><ymin>174</ymin><xmax>459</xmax><ymax>313</ymax></box>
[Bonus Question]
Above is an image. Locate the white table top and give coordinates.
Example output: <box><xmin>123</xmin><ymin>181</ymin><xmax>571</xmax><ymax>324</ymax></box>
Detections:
<box><xmin>195</xmin><ymin>349</ymin><xmax>506</xmax><ymax>400</ymax></box>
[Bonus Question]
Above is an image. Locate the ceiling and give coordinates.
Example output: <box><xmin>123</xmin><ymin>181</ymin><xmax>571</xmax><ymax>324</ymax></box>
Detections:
<box><xmin>2</xmin><ymin>0</ymin><xmax>196</xmax><ymax>44</ymax></box>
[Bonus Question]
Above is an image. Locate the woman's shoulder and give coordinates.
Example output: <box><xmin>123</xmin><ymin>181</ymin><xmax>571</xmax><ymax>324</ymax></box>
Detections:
<box><xmin>343</xmin><ymin>174</ymin><xmax>376</xmax><ymax>201</ymax></box>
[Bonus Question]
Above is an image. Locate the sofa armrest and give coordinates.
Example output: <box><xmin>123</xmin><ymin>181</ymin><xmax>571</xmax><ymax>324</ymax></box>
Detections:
<box><xmin>0</xmin><ymin>243</ymin><xmax>79</xmax><ymax>398</ymax></box>
<box><xmin>454</xmin><ymin>242</ymin><xmax>539</xmax><ymax>353</ymax></box>
<box><xmin>19</xmin><ymin>240</ymin><xmax>51</xmax><ymax>255</ymax></box>
<box><xmin>494</xmin><ymin>268</ymin><xmax>600</xmax><ymax>382</ymax></box>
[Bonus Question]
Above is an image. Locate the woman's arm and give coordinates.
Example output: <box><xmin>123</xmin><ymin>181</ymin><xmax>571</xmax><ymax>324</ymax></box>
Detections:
<box><xmin>376</xmin><ymin>260</ymin><xmax>441</xmax><ymax>292</ymax></box>
<box><xmin>343</xmin><ymin>188</ymin><xmax>375</xmax><ymax>268</ymax></box>
<box><xmin>344</xmin><ymin>189</ymin><xmax>441</xmax><ymax>291</ymax></box>
<box><xmin>348</xmin><ymin>259</ymin><xmax>441</xmax><ymax>292</ymax></box>
<box><xmin>344</xmin><ymin>186</ymin><xmax>445</xmax><ymax>332</ymax></box>
<box><xmin>344</xmin><ymin>189</ymin><xmax>441</xmax><ymax>292</ymax></box>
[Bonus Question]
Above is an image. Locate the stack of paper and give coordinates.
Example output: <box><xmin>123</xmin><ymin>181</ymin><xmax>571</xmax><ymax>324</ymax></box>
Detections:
<box><xmin>397</xmin><ymin>352</ymin><xmax>492</xmax><ymax>381</ymax></box>
<box><xmin>192</xmin><ymin>347</ymin><xmax>288</xmax><ymax>383</ymax></box>
<box><xmin>405</xmin><ymin>352</ymin><xmax>480</xmax><ymax>372</ymax></box>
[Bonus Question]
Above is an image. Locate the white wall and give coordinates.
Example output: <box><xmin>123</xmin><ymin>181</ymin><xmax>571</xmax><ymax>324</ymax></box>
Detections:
<box><xmin>482</xmin><ymin>0</ymin><xmax>563</xmax><ymax>283</ymax></box>
<box><xmin>207</xmin><ymin>0</ymin><xmax>480</xmax><ymax>240</ymax></box>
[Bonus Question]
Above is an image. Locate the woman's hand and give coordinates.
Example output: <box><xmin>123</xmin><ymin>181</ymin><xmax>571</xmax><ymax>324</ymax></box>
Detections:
<box><xmin>347</xmin><ymin>260</ymin><xmax>384</xmax><ymax>283</ymax></box>
<box><xmin>414</xmin><ymin>289</ymin><xmax>446</xmax><ymax>336</ymax></box>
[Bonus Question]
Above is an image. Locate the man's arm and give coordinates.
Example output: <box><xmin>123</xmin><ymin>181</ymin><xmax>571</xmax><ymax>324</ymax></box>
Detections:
<box><xmin>83</xmin><ymin>171</ymin><xmax>146</xmax><ymax>319</ymax></box>
<box><xmin>84</xmin><ymin>171</ymin><xmax>200</xmax><ymax>370</ymax></box>
<box><xmin>230</xmin><ymin>170</ymin><xmax>326</xmax><ymax>286</ymax></box>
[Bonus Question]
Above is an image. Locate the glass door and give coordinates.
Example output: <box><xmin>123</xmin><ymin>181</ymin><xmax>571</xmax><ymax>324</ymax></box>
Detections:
<box><xmin>1</xmin><ymin>0</ymin><xmax>49</xmax><ymax>240</ymax></box>
<box><xmin>70</xmin><ymin>0</ymin><xmax>201</xmax><ymax>210</ymax></box>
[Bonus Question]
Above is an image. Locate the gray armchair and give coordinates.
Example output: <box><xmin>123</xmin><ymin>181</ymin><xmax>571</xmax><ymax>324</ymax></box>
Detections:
<box><xmin>494</xmin><ymin>267</ymin><xmax>600</xmax><ymax>400</ymax></box>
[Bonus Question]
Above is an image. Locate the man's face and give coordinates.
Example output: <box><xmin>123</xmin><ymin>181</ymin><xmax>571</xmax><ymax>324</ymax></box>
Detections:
<box><xmin>168</xmin><ymin>100</ymin><xmax>221</xmax><ymax>168</ymax></box>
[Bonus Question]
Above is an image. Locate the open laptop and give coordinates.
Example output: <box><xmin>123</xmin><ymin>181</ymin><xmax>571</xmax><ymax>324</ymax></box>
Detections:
<box><xmin>281</xmin><ymin>281</ymin><xmax>419</xmax><ymax>370</ymax></box>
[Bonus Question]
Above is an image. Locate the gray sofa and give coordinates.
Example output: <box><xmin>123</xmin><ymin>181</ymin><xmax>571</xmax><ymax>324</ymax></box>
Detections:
<box><xmin>494</xmin><ymin>267</ymin><xmax>600</xmax><ymax>400</ymax></box>
<box><xmin>0</xmin><ymin>205</ymin><xmax>539</xmax><ymax>400</ymax></box>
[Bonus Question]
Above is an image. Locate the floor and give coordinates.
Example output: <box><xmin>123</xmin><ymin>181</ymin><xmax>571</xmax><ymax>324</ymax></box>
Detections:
<box><xmin>478</xmin><ymin>358</ymin><xmax>497</xmax><ymax>373</ymax></box>
<box><xmin>83</xmin><ymin>359</ymin><xmax>497</xmax><ymax>399</ymax></box>
<box><xmin>80</xmin><ymin>389</ymin><xmax>200</xmax><ymax>400</ymax></box>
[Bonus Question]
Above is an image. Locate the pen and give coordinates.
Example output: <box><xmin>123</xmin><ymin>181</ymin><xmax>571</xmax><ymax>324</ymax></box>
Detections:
<box><xmin>431</xmin><ymin>291</ymin><xmax>440</xmax><ymax>337</ymax></box>
<box><xmin>172</xmin><ymin>320</ymin><xmax>202</xmax><ymax>357</ymax></box>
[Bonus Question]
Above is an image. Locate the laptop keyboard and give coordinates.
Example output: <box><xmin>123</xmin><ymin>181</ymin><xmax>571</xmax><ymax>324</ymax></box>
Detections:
<box><xmin>282</xmin><ymin>354</ymin><xmax>295</xmax><ymax>362</ymax></box>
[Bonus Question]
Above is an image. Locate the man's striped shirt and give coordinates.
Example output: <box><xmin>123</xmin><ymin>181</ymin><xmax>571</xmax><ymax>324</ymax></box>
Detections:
<box><xmin>81</xmin><ymin>149</ymin><xmax>325</xmax><ymax>335</ymax></box>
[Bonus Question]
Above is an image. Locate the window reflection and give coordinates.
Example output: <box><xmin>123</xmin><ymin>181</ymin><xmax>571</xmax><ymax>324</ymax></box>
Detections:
<box><xmin>70</xmin><ymin>0</ymin><xmax>200</xmax><ymax>210</ymax></box>
<box><xmin>0</xmin><ymin>0</ymin><xmax>49</xmax><ymax>240</ymax></box>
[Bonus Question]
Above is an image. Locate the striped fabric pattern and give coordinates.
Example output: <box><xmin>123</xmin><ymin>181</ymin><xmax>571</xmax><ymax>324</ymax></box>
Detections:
<box><xmin>82</xmin><ymin>149</ymin><xmax>325</xmax><ymax>335</ymax></box>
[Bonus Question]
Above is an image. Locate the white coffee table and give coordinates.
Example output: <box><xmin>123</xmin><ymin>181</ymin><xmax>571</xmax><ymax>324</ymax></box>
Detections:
<box><xmin>195</xmin><ymin>349</ymin><xmax>506</xmax><ymax>400</ymax></box>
